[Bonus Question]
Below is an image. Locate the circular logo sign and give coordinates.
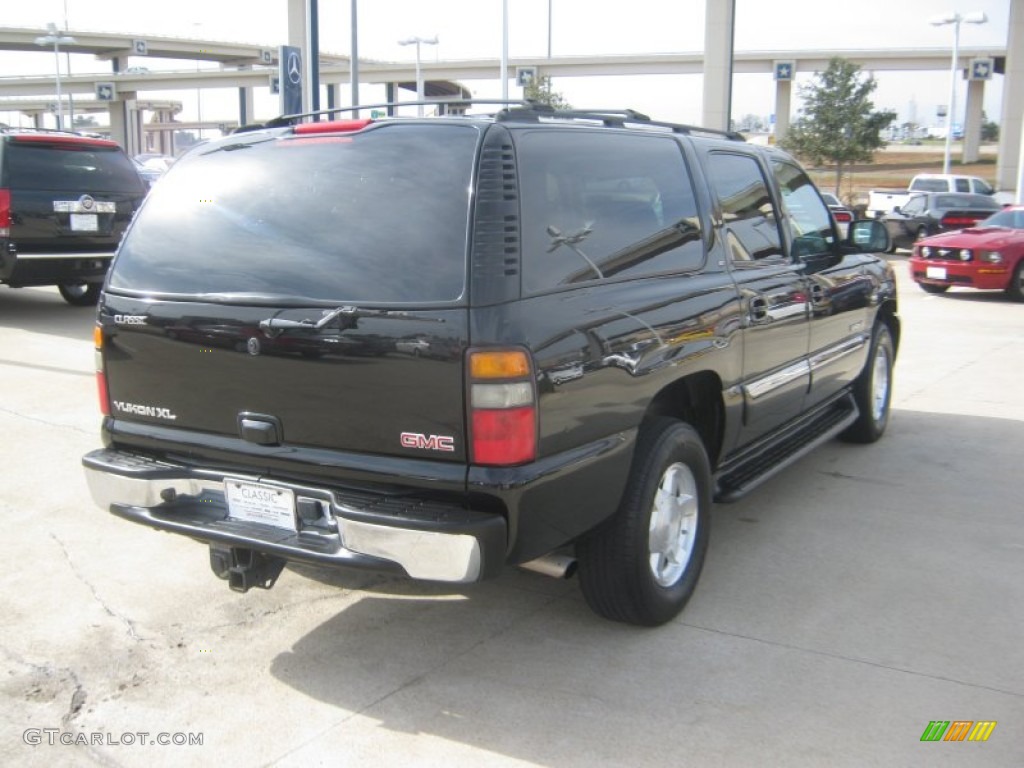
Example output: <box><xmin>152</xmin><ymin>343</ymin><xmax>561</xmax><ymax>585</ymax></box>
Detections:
<box><xmin>79</xmin><ymin>195</ymin><xmax>95</xmax><ymax>211</ymax></box>
<box><xmin>287</xmin><ymin>52</ymin><xmax>302</xmax><ymax>85</ymax></box>
<box><xmin>247</xmin><ymin>337</ymin><xmax>262</xmax><ymax>356</ymax></box>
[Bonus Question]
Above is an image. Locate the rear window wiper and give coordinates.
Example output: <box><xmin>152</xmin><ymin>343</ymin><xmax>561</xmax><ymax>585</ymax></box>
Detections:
<box><xmin>259</xmin><ymin>305</ymin><xmax>443</xmax><ymax>337</ymax></box>
<box><xmin>201</xmin><ymin>137</ymin><xmax>275</xmax><ymax>155</ymax></box>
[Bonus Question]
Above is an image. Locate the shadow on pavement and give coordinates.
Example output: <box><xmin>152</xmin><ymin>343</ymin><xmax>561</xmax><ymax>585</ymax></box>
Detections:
<box><xmin>0</xmin><ymin>286</ymin><xmax>97</xmax><ymax>341</ymax></box>
<box><xmin>264</xmin><ymin>408</ymin><xmax>1022</xmax><ymax>764</ymax></box>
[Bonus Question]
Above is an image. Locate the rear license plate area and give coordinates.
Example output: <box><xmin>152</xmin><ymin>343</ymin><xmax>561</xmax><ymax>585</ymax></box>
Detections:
<box><xmin>224</xmin><ymin>480</ymin><xmax>296</xmax><ymax>531</ymax></box>
<box><xmin>70</xmin><ymin>213</ymin><xmax>98</xmax><ymax>232</ymax></box>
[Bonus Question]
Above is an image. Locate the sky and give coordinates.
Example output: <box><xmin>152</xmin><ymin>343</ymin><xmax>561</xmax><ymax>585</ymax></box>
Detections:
<box><xmin>0</xmin><ymin>0</ymin><xmax>1013</xmax><ymax>132</ymax></box>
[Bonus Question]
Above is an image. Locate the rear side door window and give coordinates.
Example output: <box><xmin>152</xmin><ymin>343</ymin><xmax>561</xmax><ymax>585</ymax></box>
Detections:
<box><xmin>516</xmin><ymin>130</ymin><xmax>704</xmax><ymax>293</ymax></box>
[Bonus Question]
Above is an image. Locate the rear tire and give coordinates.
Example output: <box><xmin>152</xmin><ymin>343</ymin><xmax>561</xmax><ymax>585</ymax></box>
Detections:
<box><xmin>576</xmin><ymin>418</ymin><xmax>711</xmax><ymax>626</ymax></box>
<box><xmin>841</xmin><ymin>322</ymin><xmax>895</xmax><ymax>444</ymax></box>
<box><xmin>919</xmin><ymin>283</ymin><xmax>950</xmax><ymax>294</ymax></box>
<box><xmin>58</xmin><ymin>282</ymin><xmax>101</xmax><ymax>306</ymax></box>
<box><xmin>1006</xmin><ymin>261</ymin><xmax>1024</xmax><ymax>302</ymax></box>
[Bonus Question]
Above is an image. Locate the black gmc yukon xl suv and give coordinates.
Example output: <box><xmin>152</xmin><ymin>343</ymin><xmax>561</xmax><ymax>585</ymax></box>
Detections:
<box><xmin>1</xmin><ymin>128</ymin><xmax>147</xmax><ymax>305</ymax></box>
<box><xmin>83</xmin><ymin>104</ymin><xmax>899</xmax><ymax>625</ymax></box>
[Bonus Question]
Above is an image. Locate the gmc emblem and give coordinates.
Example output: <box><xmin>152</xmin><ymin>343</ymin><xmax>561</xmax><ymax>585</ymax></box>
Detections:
<box><xmin>400</xmin><ymin>432</ymin><xmax>456</xmax><ymax>452</ymax></box>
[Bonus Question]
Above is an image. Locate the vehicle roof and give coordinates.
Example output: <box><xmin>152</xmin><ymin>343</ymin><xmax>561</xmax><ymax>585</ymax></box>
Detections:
<box><xmin>911</xmin><ymin>173</ymin><xmax>986</xmax><ymax>181</ymax></box>
<box><xmin>912</xmin><ymin>192</ymin><xmax>1001</xmax><ymax>205</ymax></box>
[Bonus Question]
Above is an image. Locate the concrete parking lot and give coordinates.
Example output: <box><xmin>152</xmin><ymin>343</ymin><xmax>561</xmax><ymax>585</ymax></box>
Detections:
<box><xmin>1</xmin><ymin>263</ymin><xmax>1021</xmax><ymax>767</ymax></box>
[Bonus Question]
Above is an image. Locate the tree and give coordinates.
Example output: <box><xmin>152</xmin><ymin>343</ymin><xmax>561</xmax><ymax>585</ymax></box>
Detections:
<box><xmin>780</xmin><ymin>58</ymin><xmax>895</xmax><ymax>195</ymax></box>
<box><xmin>981</xmin><ymin>112</ymin><xmax>999</xmax><ymax>142</ymax></box>
<box><xmin>524</xmin><ymin>75</ymin><xmax>572</xmax><ymax>110</ymax></box>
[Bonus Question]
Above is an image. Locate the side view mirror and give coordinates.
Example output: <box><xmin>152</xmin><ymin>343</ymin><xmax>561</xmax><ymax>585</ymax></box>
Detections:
<box><xmin>892</xmin><ymin>206</ymin><xmax>901</xmax><ymax>214</ymax></box>
<box><xmin>848</xmin><ymin>219</ymin><xmax>891</xmax><ymax>253</ymax></box>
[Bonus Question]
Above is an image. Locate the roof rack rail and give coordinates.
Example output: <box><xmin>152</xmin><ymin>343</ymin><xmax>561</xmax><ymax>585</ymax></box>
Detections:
<box><xmin>255</xmin><ymin>98</ymin><xmax>539</xmax><ymax>130</ymax></box>
<box><xmin>492</xmin><ymin>105</ymin><xmax>746</xmax><ymax>141</ymax></box>
<box><xmin>245</xmin><ymin>100</ymin><xmax>744</xmax><ymax>142</ymax></box>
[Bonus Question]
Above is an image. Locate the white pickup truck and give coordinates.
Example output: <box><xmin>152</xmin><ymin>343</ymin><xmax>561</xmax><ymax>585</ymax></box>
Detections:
<box><xmin>867</xmin><ymin>174</ymin><xmax>999</xmax><ymax>218</ymax></box>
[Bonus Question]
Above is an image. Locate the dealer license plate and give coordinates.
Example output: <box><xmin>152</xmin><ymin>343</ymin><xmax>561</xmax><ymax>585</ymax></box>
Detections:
<box><xmin>926</xmin><ymin>266</ymin><xmax>947</xmax><ymax>280</ymax></box>
<box><xmin>70</xmin><ymin>213</ymin><xmax>98</xmax><ymax>232</ymax></box>
<box><xmin>224</xmin><ymin>480</ymin><xmax>296</xmax><ymax>531</ymax></box>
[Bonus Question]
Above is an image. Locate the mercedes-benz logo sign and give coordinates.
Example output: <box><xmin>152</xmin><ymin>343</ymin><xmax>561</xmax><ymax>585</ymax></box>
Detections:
<box><xmin>79</xmin><ymin>195</ymin><xmax>95</xmax><ymax>211</ymax></box>
<box><xmin>287</xmin><ymin>52</ymin><xmax>302</xmax><ymax>85</ymax></box>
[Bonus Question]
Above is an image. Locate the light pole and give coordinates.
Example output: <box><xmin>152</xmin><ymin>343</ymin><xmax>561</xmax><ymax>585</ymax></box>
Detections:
<box><xmin>398</xmin><ymin>35</ymin><xmax>438</xmax><ymax>117</ymax></box>
<box><xmin>34</xmin><ymin>22</ymin><xmax>75</xmax><ymax>131</ymax></box>
<box><xmin>931</xmin><ymin>11</ymin><xmax>987</xmax><ymax>175</ymax></box>
<box><xmin>193</xmin><ymin>23</ymin><xmax>204</xmax><ymax>142</ymax></box>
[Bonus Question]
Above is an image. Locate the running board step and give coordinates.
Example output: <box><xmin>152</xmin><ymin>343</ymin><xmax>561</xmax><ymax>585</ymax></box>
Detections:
<box><xmin>714</xmin><ymin>394</ymin><xmax>859</xmax><ymax>503</ymax></box>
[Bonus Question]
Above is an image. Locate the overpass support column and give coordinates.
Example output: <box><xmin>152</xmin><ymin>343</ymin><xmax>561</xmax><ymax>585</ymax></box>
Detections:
<box><xmin>962</xmin><ymin>79</ymin><xmax>985</xmax><ymax>164</ymax></box>
<box><xmin>108</xmin><ymin>91</ymin><xmax>140</xmax><ymax>156</ymax></box>
<box><xmin>774</xmin><ymin>79</ymin><xmax>792</xmax><ymax>144</ymax></box>
<box><xmin>701</xmin><ymin>0</ymin><xmax>735</xmax><ymax>131</ymax></box>
<box><xmin>998</xmin><ymin>0</ymin><xmax>1024</xmax><ymax>193</ymax></box>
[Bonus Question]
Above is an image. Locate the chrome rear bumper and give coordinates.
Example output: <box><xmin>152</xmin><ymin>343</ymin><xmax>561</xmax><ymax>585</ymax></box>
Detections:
<box><xmin>83</xmin><ymin>449</ymin><xmax>505</xmax><ymax>583</ymax></box>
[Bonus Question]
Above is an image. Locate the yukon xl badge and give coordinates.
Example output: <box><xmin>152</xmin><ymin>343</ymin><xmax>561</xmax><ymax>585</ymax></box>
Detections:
<box><xmin>112</xmin><ymin>401</ymin><xmax>177</xmax><ymax>421</ymax></box>
<box><xmin>400</xmin><ymin>432</ymin><xmax>455</xmax><ymax>452</ymax></box>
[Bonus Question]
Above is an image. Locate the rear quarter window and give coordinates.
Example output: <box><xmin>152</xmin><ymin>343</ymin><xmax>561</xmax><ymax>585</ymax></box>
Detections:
<box><xmin>108</xmin><ymin>124</ymin><xmax>480</xmax><ymax>303</ymax></box>
<box><xmin>516</xmin><ymin>130</ymin><xmax>704</xmax><ymax>293</ymax></box>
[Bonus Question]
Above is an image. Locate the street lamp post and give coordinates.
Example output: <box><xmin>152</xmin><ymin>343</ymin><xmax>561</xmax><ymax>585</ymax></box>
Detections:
<box><xmin>931</xmin><ymin>11</ymin><xmax>988</xmax><ymax>175</ymax></box>
<box><xmin>34</xmin><ymin>22</ymin><xmax>75</xmax><ymax>131</ymax></box>
<box><xmin>398</xmin><ymin>35</ymin><xmax>438</xmax><ymax>117</ymax></box>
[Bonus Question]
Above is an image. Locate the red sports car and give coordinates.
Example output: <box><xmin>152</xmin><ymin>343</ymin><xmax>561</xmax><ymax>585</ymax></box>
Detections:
<box><xmin>909</xmin><ymin>205</ymin><xmax>1024</xmax><ymax>301</ymax></box>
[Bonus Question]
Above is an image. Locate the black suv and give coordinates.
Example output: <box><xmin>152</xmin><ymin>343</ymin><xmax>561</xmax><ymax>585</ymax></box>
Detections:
<box><xmin>83</xmin><ymin>104</ymin><xmax>899</xmax><ymax>625</ymax></box>
<box><xmin>0</xmin><ymin>128</ymin><xmax>147</xmax><ymax>305</ymax></box>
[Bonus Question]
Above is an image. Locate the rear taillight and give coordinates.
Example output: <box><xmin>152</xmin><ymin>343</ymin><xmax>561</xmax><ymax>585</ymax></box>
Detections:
<box><xmin>0</xmin><ymin>188</ymin><xmax>10</xmax><ymax>237</ymax></box>
<box><xmin>833</xmin><ymin>210</ymin><xmax>853</xmax><ymax>223</ymax></box>
<box><xmin>941</xmin><ymin>214</ymin><xmax>981</xmax><ymax>228</ymax></box>
<box><xmin>468</xmin><ymin>349</ymin><xmax>537</xmax><ymax>466</ymax></box>
<box><xmin>94</xmin><ymin>325</ymin><xmax>110</xmax><ymax>416</ymax></box>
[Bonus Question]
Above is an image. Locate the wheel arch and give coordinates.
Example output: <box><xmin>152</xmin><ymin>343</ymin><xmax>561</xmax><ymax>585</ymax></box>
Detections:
<box><xmin>875</xmin><ymin>300</ymin><xmax>901</xmax><ymax>353</ymax></box>
<box><xmin>642</xmin><ymin>371</ymin><xmax>725</xmax><ymax>470</ymax></box>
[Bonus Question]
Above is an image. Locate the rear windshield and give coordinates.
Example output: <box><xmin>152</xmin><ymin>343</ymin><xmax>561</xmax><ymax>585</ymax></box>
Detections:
<box><xmin>934</xmin><ymin>194</ymin><xmax>1000</xmax><ymax>210</ymax></box>
<box><xmin>910</xmin><ymin>178</ymin><xmax>950</xmax><ymax>192</ymax></box>
<box><xmin>5</xmin><ymin>141</ymin><xmax>143</xmax><ymax>193</ymax></box>
<box><xmin>109</xmin><ymin>124</ymin><xmax>479</xmax><ymax>303</ymax></box>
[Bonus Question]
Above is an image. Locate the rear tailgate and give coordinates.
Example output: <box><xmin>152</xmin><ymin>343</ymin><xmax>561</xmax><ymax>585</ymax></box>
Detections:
<box><xmin>100</xmin><ymin>299</ymin><xmax>470</xmax><ymax>463</ymax></box>
<box><xmin>100</xmin><ymin>121</ymin><xmax>482</xmax><ymax>470</ymax></box>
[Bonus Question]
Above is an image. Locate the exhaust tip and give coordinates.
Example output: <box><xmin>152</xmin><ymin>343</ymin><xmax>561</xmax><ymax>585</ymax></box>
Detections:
<box><xmin>519</xmin><ymin>553</ymin><xmax>578</xmax><ymax>580</ymax></box>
